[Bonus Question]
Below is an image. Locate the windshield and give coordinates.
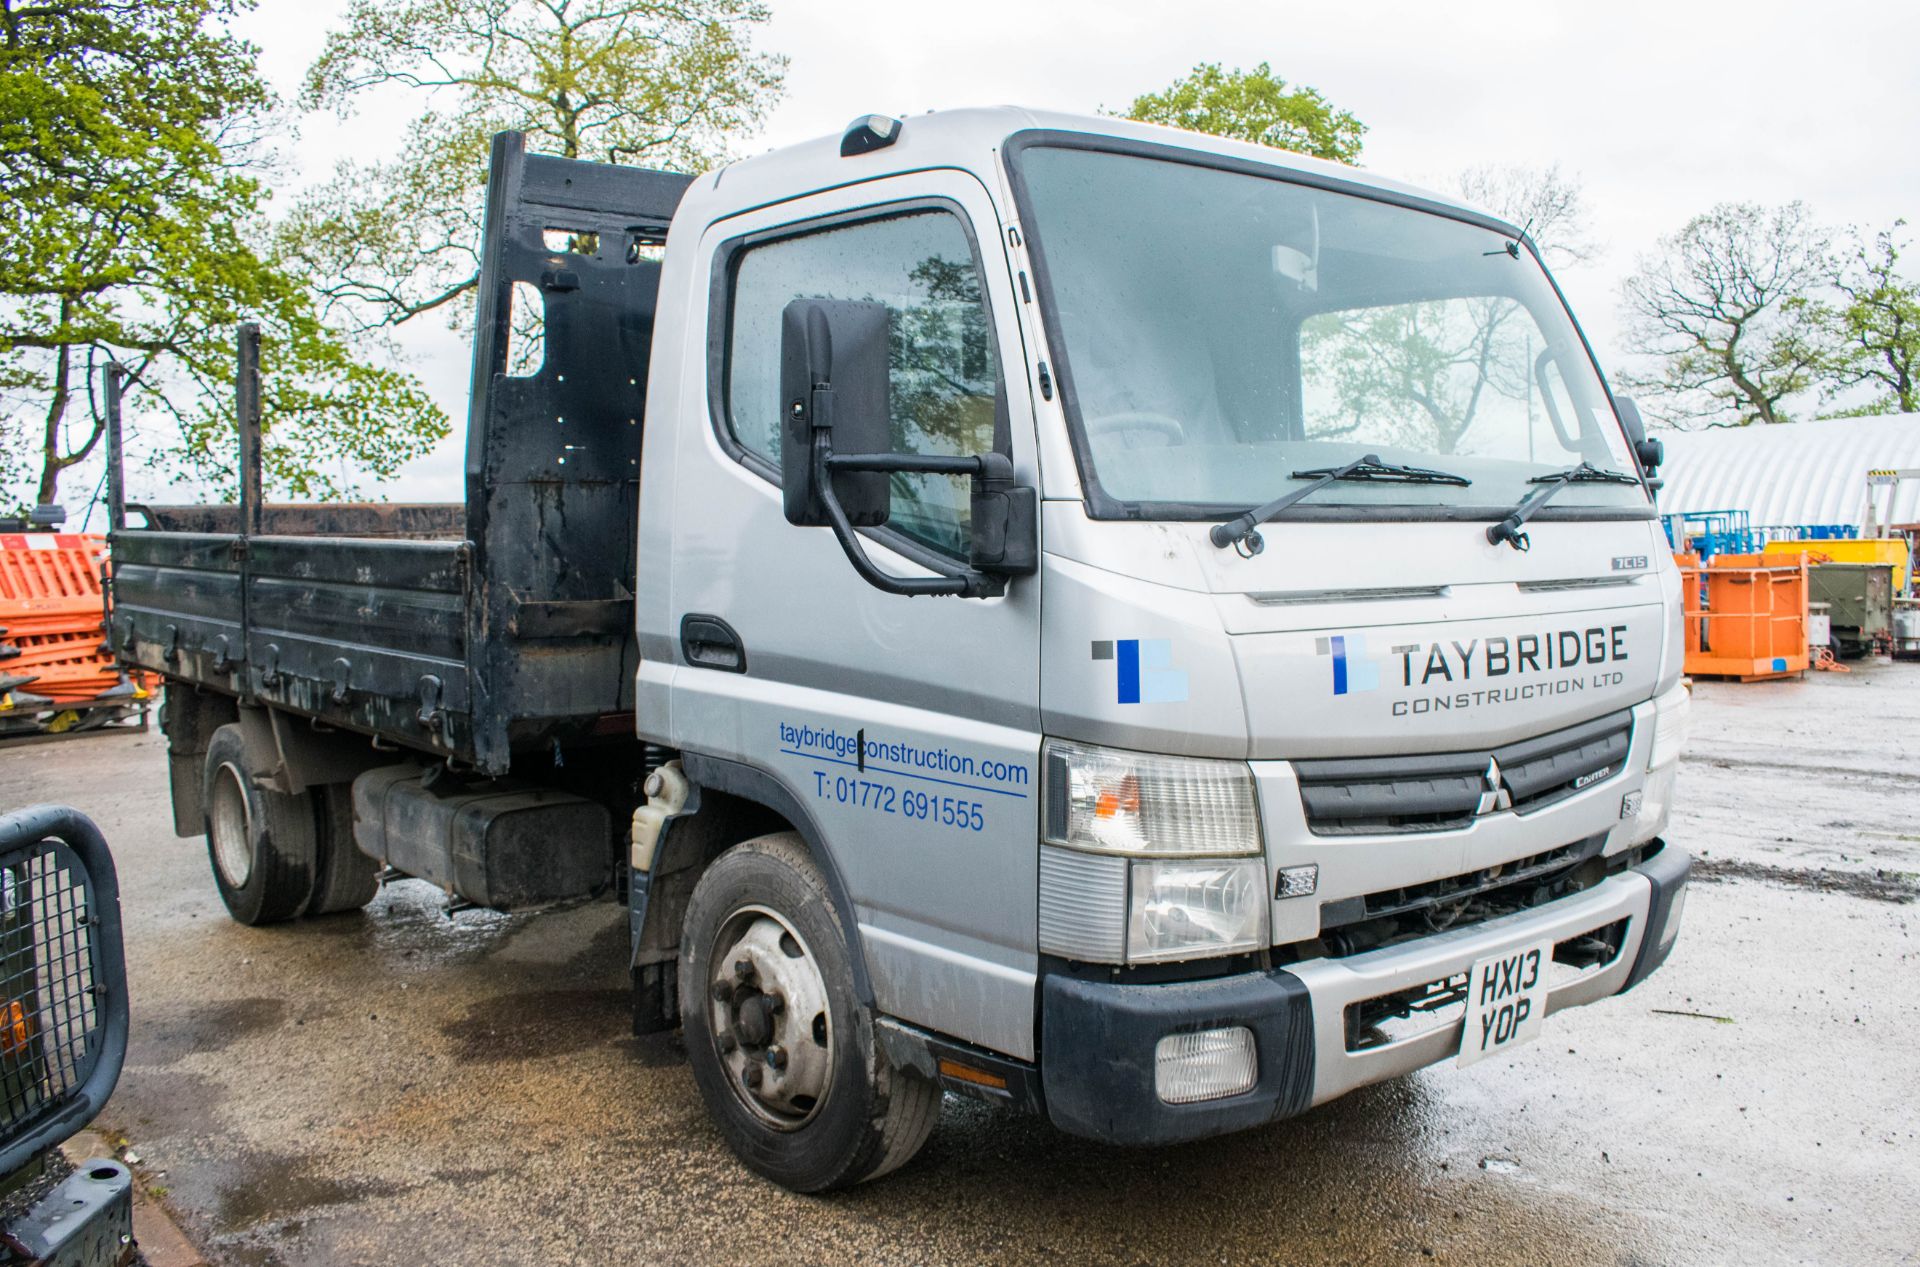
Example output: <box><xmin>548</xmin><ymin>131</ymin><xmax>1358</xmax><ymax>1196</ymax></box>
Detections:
<box><xmin>1010</xmin><ymin>143</ymin><xmax>1646</xmax><ymax>518</ymax></box>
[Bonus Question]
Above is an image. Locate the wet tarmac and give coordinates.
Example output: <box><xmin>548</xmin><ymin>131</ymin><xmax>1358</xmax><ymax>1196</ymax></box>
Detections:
<box><xmin>2</xmin><ymin>666</ymin><xmax>1915</xmax><ymax>1265</ymax></box>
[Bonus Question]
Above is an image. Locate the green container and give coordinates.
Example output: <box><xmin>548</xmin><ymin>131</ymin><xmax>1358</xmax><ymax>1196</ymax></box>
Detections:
<box><xmin>1809</xmin><ymin>562</ymin><xmax>1894</xmax><ymax>658</ymax></box>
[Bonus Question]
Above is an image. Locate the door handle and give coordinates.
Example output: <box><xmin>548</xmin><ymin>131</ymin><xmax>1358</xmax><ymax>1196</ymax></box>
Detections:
<box><xmin>680</xmin><ymin>613</ymin><xmax>746</xmax><ymax>673</ymax></box>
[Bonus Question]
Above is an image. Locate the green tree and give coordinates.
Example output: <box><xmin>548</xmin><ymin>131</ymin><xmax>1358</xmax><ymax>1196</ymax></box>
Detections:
<box><xmin>1811</xmin><ymin>222</ymin><xmax>1919</xmax><ymax>415</ymax></box>
<box><xmin>1619</xmin><ymin>202</ymin><xmax>1829</xmax><ymax>426</ymax></box>
<box><xmin>284</xmin><ymin>0</ymin><xmax>786</xmax><ymax>335</ymax></box>
<box><xmin>1116</xmin><ymin>62</ymin><xmax>1365</xmax><ymax>164</ymax></box>
<box><xmin>0</xmin><ymin>0</ymin><xmax>445</xmax><ymax>508</ymax></box>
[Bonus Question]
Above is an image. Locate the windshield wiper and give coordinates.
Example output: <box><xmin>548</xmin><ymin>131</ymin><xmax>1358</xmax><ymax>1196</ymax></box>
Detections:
<box><xmin>1210</xmin><ymin>454</ymin><xmax>1472</xmax><ymax>554</ymax></box>
<box><xmin>1486</xmin><ymin>462</ymin><xmax>1641</xmax><ymax>552</ymax></box>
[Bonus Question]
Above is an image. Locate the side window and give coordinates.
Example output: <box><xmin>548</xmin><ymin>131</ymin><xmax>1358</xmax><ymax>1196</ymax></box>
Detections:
<box><xmin>724</xmin><ymin>210</ymin><xmax>1002</xmax><ymax>555</ymax></box>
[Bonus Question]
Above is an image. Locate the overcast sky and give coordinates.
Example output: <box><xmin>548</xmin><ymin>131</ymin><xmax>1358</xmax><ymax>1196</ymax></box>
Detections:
<box><xmin>220</xmin><ymin>0</ymin><xmax>1918</xmax><ymax>503</ymax></box>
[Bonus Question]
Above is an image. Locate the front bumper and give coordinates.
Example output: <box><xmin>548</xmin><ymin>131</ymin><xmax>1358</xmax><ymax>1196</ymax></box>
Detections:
<box><xmin>1040</xmin><ymin>842</ymin><xmax>1689</xmax><ymax>1145</ymax></box>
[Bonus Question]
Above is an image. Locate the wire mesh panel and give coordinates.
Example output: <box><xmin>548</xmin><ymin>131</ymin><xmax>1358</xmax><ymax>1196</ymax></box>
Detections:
<box><xmin>0</xmin><ymin>806</ymin><xmax>124</xmax><ymax>1177</ymax></box>
<box><xmin>0</xmin><ymin>838</ymin><xmax>106</xmax><ymax>1141</ymax></box>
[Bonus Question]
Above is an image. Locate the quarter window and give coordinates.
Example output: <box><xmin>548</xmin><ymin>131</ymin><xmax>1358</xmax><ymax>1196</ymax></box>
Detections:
<box><xmin>724</xmin><ymin>210</ymin><xmax>1002</xmax><ymax>555</ymax></box>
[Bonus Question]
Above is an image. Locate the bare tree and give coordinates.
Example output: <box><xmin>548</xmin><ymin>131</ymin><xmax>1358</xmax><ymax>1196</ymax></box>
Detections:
<box><xmin>1619</xmin><ymin>202</ymin><xmax>1829</xmax><ymax>426</ymax></box>
<box><xmin>1455</xmin><ymin>163</ymin><xmax>1596</xmax><ymax>267</ymax></box>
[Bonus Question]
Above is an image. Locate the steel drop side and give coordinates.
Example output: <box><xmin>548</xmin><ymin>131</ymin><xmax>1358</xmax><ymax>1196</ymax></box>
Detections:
<box><xmin>108</xmin><ymin>134</ymin><xmax>691</xmax><ymax>777</ymax></box>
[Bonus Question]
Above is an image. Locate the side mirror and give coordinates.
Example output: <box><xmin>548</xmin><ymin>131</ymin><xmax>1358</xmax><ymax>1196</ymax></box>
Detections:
<box><xmin>1614</xmin><ymin>395</ymin><xmax>1664</xmax><ymax>474</ymax></box>
<box><xmin>781</xmin><ymin>299</ymin><xmax>891</xmax><ymax>528</ymax></box>
<box><xmin>775</xmin><ymin>297</ymin><xmax>1037</xmax><ymax>599</ymax></box>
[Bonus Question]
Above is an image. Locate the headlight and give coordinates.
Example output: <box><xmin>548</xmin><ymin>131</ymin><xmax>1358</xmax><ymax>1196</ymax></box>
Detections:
<box><xmin>1039</xmin><ymin>741</ymin><xmax>1267</xmax><ymax>964</ymax></box>
<box><xmin>1128</xmin><ymin>858</ymin><xmax>1267</xmax><ymax>962</ymax></box>
<box><xmin>1043</xmin><ymin>740</ymin><xmax>1260</xmax><ymax>856</ymax></box>
<box><xmin>1648</xmin><ymin>685</ymin><xmax>1690</xmax><ymax>769</ymax></box>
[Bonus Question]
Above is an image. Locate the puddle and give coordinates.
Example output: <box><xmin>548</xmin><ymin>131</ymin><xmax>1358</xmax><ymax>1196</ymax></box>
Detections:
<box><xmin>330</xmin><ymin>881</ymin><xmax>532</xmax><ymax>966</ymax></box>
<box><xmin>130</xmin><ymin>997</ymin><xmax>290</xmax><ymax>1065</ymax></box>
<box><xmin>440</xmin><ymin>987</ymin><xmax>629</xmax><ymax>1062</ymax></box>
<box><xmin>213</xmin><ymin>1153</ymin><xmax>408</xmax><ymax>1233</ymax></box>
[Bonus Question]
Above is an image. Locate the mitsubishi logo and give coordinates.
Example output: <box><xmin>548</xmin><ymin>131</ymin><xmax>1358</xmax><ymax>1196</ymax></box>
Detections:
<box><xmin>1474</xmin><ymin>758</ymin><xmax>1513</xmax><ymax>816</ymax></box>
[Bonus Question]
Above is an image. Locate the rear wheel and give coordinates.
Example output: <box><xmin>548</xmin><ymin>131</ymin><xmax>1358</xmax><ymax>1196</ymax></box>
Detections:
<box><xmin>202</xmin><ymin>724</ymin><xmax>319</xmax><ymax>926</ymax></box>
<box><xmin>306</xmin><ymin>784</ymin><xmax>380</xmax><ymax>915</ymax></box>
<box><xmin>678</xmin><ymin>833</ymin><xmax>940</xmax><ymax>1191</ymax></box>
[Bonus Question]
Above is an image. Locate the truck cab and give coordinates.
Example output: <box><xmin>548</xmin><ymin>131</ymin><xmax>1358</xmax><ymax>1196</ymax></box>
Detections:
<box><xmin>113</xmin><ymin>107</ymin><xmax>1689</xmax><ymax>1192</ymax></box>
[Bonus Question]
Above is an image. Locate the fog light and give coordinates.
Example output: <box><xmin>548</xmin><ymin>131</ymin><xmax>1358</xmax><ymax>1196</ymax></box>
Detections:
<box><xmin>1155</xmin><ymin>1027</ymin><xmax>1257</xmax><ymax>1104</ymax></box>
<box><xmin>1276</xmin><ymin>864</ymin><xmax>1318</xmax><ymax>899</ymax></box>
<box><xmin>1659</xmin><ymin>885</ymin><xmax>1687</xmax><ymax>950</ymax></box>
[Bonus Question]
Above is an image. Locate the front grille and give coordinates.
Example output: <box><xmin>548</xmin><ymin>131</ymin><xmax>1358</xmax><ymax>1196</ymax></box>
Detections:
<box><xmin>1326</xmin><ymin>837</ymin><xmax>1603</xmax><ymax>931</ymax></box>
<box><xmin>1286</xmin><ymin>838</ymin><xmax>1660</xmax><ymax>965</ymax></box>
<box><xmin>0</xmin><ymin>841</ymin><xmax>106</xmax><ymax>1140</ymax></box>
<box><xmin>1294</xmin><ymin>709</ymin><xmax>1632</xmax><ymax>835</ymax></box>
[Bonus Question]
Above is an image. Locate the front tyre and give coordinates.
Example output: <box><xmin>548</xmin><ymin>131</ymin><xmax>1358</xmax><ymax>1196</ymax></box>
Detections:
<box><xmin>678</xmin><ymin>833</ymin><xmax>940</xmax><ymax>1191</ymax></box>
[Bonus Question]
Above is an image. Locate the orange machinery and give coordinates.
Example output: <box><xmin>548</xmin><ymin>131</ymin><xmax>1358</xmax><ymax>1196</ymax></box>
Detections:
<box><xmin>1672</xmin><ymin>551</ymin><xmax>1810</xmax><ymax>681</ymax></box>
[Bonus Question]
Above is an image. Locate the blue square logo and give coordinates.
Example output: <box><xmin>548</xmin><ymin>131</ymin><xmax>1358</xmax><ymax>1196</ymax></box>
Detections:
<box><xmin>1107</xmin><ymin>638</ymin><xmax>1188</xmax><ymax>704</ymax></box>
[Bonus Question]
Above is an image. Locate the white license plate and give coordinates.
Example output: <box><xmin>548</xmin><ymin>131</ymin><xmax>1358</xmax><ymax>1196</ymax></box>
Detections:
<box><xmin>1458</xmin><ymin>941</ymin><xmax>1551</xmax><ymax>1067</ymax></box>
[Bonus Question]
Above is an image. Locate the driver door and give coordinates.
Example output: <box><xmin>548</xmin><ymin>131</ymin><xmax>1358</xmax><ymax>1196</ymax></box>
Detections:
<box><xmin>664</xmin><ymin>170</ymin><xmax>1044</xmax><ymax>1060</ymax></box>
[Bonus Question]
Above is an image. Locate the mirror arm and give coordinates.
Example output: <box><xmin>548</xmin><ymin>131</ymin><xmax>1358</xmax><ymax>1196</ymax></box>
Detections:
<box><xmin>811</xmin><ymin>433</ymin><xmax>1006</xmax><ymax>599</ymax></box>
<box><xmin>826</xmin><ymin>453</ymin><xmax>984</xmax><ymax>477</ymax></box>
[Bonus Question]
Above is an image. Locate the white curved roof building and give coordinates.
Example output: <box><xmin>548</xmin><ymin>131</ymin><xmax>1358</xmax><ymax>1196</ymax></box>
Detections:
<box><xmin>1655</xmin><ymin>414</ymin><xmax>1920</xmax><ymax>529</ymax></box>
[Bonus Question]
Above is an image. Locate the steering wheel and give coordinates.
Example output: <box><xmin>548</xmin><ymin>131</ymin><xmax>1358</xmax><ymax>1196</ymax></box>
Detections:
<box><xmin>1085</xmin><ymin>411</ymin><xmax>1187</xmax><ymax>444</ymax></box>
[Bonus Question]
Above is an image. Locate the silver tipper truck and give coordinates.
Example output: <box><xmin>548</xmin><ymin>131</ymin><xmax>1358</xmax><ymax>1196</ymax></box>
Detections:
<box><xmin>108</xmin><ymin>108</ymin><xmax>1691</xmax><ymax>1192</ymax></box>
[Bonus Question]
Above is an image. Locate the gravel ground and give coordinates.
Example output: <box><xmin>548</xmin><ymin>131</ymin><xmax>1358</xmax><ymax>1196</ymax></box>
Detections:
<box><xmin>0</xmin><ymin>665</ymin><xmax>1914</xmax><ymax>1266</ymax></box>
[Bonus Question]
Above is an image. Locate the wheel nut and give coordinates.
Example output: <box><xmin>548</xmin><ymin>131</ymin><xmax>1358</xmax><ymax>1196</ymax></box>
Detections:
<box><xmin>766</xmin><ymin>1045</ymin><xmax>788</xmax><ymax>1071</ymax></box>
<box><xmin>733</xmin><ymin>958</ymin><xmax>754</xmax><ymax>982</ymax></box>
<box><xmin>765</xmin><ymin>991</ymin><xmax>785</xmax><ymax>1014</ymax></box>
<box><xmin>718</xmin><ymin>1032</ymin><xmax>737</xmax><ymax>1053</ymax></box>
<box><xmin>710</xmin><ymin>981</ymin><xmax>733</xmax><ymax>1003</ymax></box>
<box><xmin>743</xmin><ymin>1065</ymin><xmax>763</xmax><ymax>1090</ymax></box>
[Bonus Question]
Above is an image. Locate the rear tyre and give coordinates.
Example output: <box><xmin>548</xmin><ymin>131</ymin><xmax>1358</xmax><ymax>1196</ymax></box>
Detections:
<box><xmin>305</xmin><ymin>784</ymin><xmax>380</xmax><ymax>915</ymax></box>
<box><xmin>202</xmin><ymin>723</ymin><xmax>319</xmax><ymax>926</ymax></box>
<box><xmin>678</xmin><ymin>833</ymin><xmax>940</xmax><ymax>1191</ymax></box>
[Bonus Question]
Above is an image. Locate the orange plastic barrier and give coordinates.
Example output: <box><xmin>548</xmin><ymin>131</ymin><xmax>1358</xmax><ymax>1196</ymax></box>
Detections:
<box><xmin>0</xmin><ymin>532</ymin><xmax>150</xmax><ymax>725</ymax></box>
<box><xmin>0</xmin><ymin>533</ymin><xmax>108</xmax><ymax>635</ymax></box>
<box><xmin>1672</xmin><ymin>551</ymin><xmax>1809</xmax><ymax>681</ymax></box>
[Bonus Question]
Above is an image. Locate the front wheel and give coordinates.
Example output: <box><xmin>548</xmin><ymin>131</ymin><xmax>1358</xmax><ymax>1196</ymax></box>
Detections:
<box><xmin>678</xmin><ymin>833</ymin><xmax>940</xmax><ymax>1191</ymax></box>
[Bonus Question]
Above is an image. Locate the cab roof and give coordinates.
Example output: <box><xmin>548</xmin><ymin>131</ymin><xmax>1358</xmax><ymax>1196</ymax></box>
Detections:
<box><xmin>682</xmin><ymin>106</ymin><xmax>1507</xmax><ymax>236</ymax></box>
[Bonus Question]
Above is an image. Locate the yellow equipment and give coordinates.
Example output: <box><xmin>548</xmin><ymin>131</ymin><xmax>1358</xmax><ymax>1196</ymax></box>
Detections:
<box><xmin>1760</xmin><ymin>537</ymin><xmax>1910</xmax><ymax>591</ymax></box>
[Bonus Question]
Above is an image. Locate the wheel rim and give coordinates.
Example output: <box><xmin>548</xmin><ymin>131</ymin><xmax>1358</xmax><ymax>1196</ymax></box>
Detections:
<box><xmin>706</xmin><ymin>905</ymin><xmax>834</xmax><ymax>1130</ymax></box>
<box><xmin>209</xmin><ymin>761</ymin><xmax>254</xmax><ymax>889</ymax></box>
